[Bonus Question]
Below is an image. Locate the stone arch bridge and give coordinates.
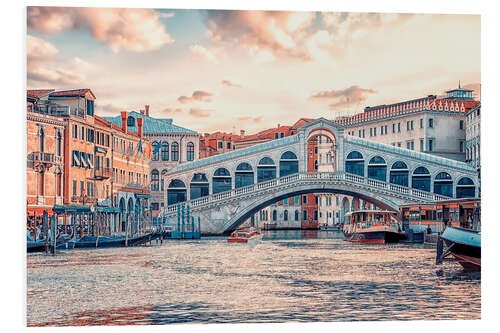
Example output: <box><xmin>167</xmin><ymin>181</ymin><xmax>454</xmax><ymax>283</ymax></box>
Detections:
<box><xmin>160</xmin><ymin>118</ymin><xmax>478</xmax><ymax>235</ymax></box>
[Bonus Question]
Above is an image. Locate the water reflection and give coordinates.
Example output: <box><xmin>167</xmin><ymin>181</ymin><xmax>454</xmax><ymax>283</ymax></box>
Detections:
<box><xmin>27</xmin><ymin>230</ymin><xmax>480</xmax><ymax>326</ymax></box>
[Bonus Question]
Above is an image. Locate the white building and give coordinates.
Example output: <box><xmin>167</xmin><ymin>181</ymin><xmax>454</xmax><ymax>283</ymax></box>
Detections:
<box><xmin>465</xmin><ymin>103</ymin><xmax>480</xmax><ymax>174</ymax></box>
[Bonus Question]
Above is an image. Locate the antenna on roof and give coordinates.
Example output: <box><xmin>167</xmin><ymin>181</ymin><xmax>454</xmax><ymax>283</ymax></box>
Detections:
<box><xmin>459</xmin><ymin>80</ymin><xmax>461</xmax><ymax>89</ymax></box>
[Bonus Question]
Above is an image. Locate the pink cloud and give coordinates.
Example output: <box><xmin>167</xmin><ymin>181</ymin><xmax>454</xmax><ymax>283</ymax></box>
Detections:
<box><xmin>27</xmin><ymin>7</ymin><xmax>173</xmax><ymax>53</ymax></box>
<box><xmin>222</xmin><ymin>80</ymin><xmax>242</xmax><ymax>88</ymax></box>
<box><xmin>178</xmin><ymin>90</ymin><xmax>213</xmax><ymax>104</ymax></box>
<box><xmin>162</xmin><ymin>108</ymin><xmax>184</xmax><ymax>114</ymax></box>
<box><xmin>310</xmin><ymin>85</ymin><xmax>377</xmax><ymax>110</ymax></box>
<box><xmin>27</xmin><ymin>34</ymin><xmax>90</xmax><ymax>86</ymax></box>
<box><xmin>189</xmin><ymin>108</ymin><xmax>213</xmax><ymax>118</ymax></box>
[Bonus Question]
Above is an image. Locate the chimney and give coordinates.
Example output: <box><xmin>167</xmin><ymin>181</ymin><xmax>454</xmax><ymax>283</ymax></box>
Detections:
<box><xmin>120</xmin><ymin>111</ymin><xmax>128</xmax><ymax>133</ymax></box>
<box><xmin>140</xmin><ymin>110</ymin><xmax>144</xmax><ymax>115</ymax></box>
<box><xmin>240</xmin><ymin>129</ymin><xmax>245</xmax><ymax>137</ymax></box>
<box><xmin>145</xmin><ymin>105</ymin><xmax>150</xmax><ymax>116</ymax></box>
<box><xmin>277</xmin><ymin>123</ymin><xmax>280</xmax><ymax>128</ymax></box>
<box><xmin>137</xmin><ymin>118</ymin><xmax>143</xmax><ymax>137</ymax></box>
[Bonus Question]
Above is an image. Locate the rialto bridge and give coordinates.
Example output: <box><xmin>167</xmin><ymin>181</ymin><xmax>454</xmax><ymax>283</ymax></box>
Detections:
<box><xmin>159</xmin><ymin>118</ymin><xmax>478</xmax><ymax>235</ymax></box>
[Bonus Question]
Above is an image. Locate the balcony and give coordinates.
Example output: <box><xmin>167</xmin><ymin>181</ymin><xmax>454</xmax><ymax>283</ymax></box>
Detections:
<box><xmin>71</xmin><ymin>195</ymin><xmax>98</xmax><ymax>205</ymax></box>
<box><xmin>90</xmin><ymin>167</ymin><xmax>112</xmax><ymax>180</ymax></box>
<box><xmin>28</xmin><ymin>152</ymin><xmax>58</xmax><ymax>170</ymax></box>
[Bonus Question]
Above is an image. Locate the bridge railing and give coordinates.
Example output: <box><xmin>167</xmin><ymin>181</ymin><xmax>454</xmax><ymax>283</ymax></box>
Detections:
<box><xmin>161</xmin><ymin>171</ymin><xmax>451</xmax><ymax>216</ymax></box>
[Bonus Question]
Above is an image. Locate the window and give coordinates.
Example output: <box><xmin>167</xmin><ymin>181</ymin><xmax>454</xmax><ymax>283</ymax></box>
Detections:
<box><xmin>429</xmin><ymin>118</ymin><xmax>434</xmax><ymax>128</ymax></box>
<box><xmin>392</xmin><ymin>123</ymin><xmax>395</xmax><ymax>133</ymax></box>
<box><xmin>274</xmin><ymin>133</ymin><xmax>279</xmax><ymax>139</ymax></box>
<box><xmin>72</xmin><ymin>124</ymin><xmax>78</xmax><ymax>139</ymax></box>
<box><xmin>151</xmin><ymin>169</ymin><xmax>159</xmax><ymax>191</ymax></box>
<box><xmin>420</xmin><ymin>139</ymin><xmax>424</xmax><ymax>152</ymax></box>
<box><xmin>152</xmin><ymin>142</ymin><xmax>160</xmax><ymax>161</ymax></box>
<box><xmin>295</xmin><ymin>210</ymin><xmax>299</xmax><ymax>221</ymax></box>
<box><xmin>294</xmin><ymin>196</ymin><xmax>299</xmax><ymax>205</ymax></box>
<box><xmin>127</xmin><ymin>116</ymin><xmax>135</xmax><ymax>127</ymax></box>
<box><xmin>374</xmin><ymin>127</ymin><xmax>377</xmax><ymax>136</ymax></box>
<box><xmin>161</xmin><ymin>142</ymin><xmax>169</xmax><ymax>161</ymax></box>
<box><xmin>345</xmin><ymin>151</ymin><xmax>364</xmax><ymax>176</ymax></box>
<box><xmin>218</xmin><ymin>141</ymin><xmax>222</xmax><ymax>149</ymax></box>
<box><xmin>367</xmin><ymin>156</ymin><xmax>386</xmax><ymax>182</ymax></box>
<box><xmin>314</xmin><ymin>147</ymin><xmax>318</xmax><ymax>154</ymax></box>
<box><xmin>213</xmin><ymin>168</ymin><xmax>231</xmax><ymax>193</ymax></box>
<box><xmin>151</xmin><ymin>203</ymin><xmax>159</xmax><ymax>211</ymax></box>
<box><xmin>187</xmin><ymin>142</ymin><xmax>195</xmax><ymax>161</ymax></box>
<box><xmin>171</xmin><ymin>142</ymin><xmax>179</xmax><ymax>161</ymax></box>
<box><xmin>235</xmin><ymin>163</ymin><xmax>254</xmax><ymax>188</ymax></box>
<box><xmin>459</xmin><ymin>141</ymin><xmax>464</xmax><ymax>153</ymax></box>
<box><xmin>420</xmin><ymin>118</ymin><xmax>423</xmax><ymax>128</ymax></box>
<box><xmin>381</xmin><ymin>126</ymin><xmax>384</xmax><ymax>135</ymax></box>
<box><xmin>459</xmin><ymin>120</ymin><xmax>464</xmax><ymax>130</ymax></box>
<box><xmin>314</xmin><ymin>210</ymin><xmax>318</xmax><ymax>220</ymax></box>
<box><xmin>397</xmin><ymin>123</ymin><xmax>401</xmax><ymax>133</ymax></box>
<box><xmin>397</xmin><ymin>142</ymin><xmax>401</xmax><ymax>147</ymax></box>
<box><xmin>390</xmin><ymin>161</ymin><xmax>409</xmax><ymax>187</ymax></box>
<box><xmin>80</xmin><ymin>126</ymin><xmax>85</xmax><ymax>140</ymax></box>
<box><xmin>86</xmin><ymin>99</ymin><xmax>94</xmax><ymax>116</ymax></box>
<box><xmin>257</xmin><ymin>157</ymin><xmax>276</xmax><ymax>182</ymax></box>
<box><xmin>280</xmin><ymin>132</ymin><xmax>284</xmax><ymax>138</ymax></box>
<box><xmin>406</xmin><ymin>141</ymin><xmax>414</xmax><ymax>150</ymax></box>
<box><xmin>303</xmin><ymin>210</ymin><xmax>307</xmax><ymax>221</ymax></box>
<box><xmin>302</xmin><ymin>195</ymin><xmax>307</xmax><ymax>204</ymax></box>
<box><xmin>73</xmin><ymin>180</ymin><xmax>77</xmax><ymax>196</ymax></box>
<box><xmin>226</xmin><ymin>142</ymin><xmax>231</xmax><ymax>149</ymax></box>
<box><xmin>428</xmin><ymin>139</ymin><xmax>434</xmax><ymax>152</ymax></box>
<box><xmin>370</xmin><ymin>128</ymin><xmax>373</xmax><ymax>136</ymax></box>
<box><xmin>38</xmin><ymin>127</ymin><xmax>45</xmax><ymax>152</ymax></box>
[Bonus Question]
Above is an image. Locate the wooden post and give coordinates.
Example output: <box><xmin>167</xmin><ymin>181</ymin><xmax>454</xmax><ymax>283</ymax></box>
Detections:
<box><xmin>51</xmin><ymin>215</ymin><xmax>56</xmax><ymax>256</ymax></box>
<box><xmin>95</xmin><ymin>213</ymin><xmax>100</xmax><ymax>248</ymax></box>
<box><xmin>125</xmin><ymin>214</ymin><xmax>129</xmax><ymax>247</ymax></box>
<box><xmin>43</xmin><ymin>211</ymin><xmax>49</xmax><ymax>255</ymax></box>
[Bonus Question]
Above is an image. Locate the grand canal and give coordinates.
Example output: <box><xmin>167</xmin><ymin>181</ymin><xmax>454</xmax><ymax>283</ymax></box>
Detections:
<box><xmin>26</xmin><ymin>230</ymin><xmax>480</xmax><ymax>326</ymax></box>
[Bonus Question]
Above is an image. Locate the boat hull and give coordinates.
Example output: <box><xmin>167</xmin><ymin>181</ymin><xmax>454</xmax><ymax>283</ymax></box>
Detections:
<box><xmin>343</xmin><ymin>230</ymin><xmax>404</xmax><ymax>244</ymax></box>
<box><xmin>441</xmin><ymin>226</ymin><xmax>481</xmax><ymax>271</ymax></box>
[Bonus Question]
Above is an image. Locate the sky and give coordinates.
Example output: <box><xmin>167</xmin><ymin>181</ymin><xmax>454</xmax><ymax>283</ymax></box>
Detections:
<box><xmin>26</xmin><ymin>7</ymin><xmax>481</xmax><ymax>134</ymax></box>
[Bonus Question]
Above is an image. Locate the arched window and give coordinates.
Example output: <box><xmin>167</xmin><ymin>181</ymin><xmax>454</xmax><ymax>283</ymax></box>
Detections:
<box><xmin>412</xmin><ymin>167</ymin><xmax>431</xmax><ymax>192</ymax></box>
<box><xmin>295</xmin><ymin>210</ymin><xmax>299</xmax><ymax>221</ymax></box>
<box><xmin>171</xmin><ymin>142</ymin><xmax>179</xmax><ymax>161</ymax></box>
<box><xmin>161</xmin><ymin>142</ymin><xmax>169</xmax><ymax>161</ymax></box>
<box><xmin>235</xmin><ymin>162</ymin><xmax>254</xmax><ymax>188</ymax></box>
<box><xmin>345</xmin><ymin>151</ymin><xmax>364</xmax><ymax>176</ymax></box>
<box><xmin>190</xmin><ymin>173</ymin><xmax>209</xmax><ymax>199</ymax></box>
<box><xmin>187</xmin><ymin>142</ymin><xmax>195</xmax><ymax>161</ymax></box>
<box><xmin>257</xmin><ymin>157</ymin><xmax>276</xmax><ymax>182</ymax></box>
<box><xmin>456</xmin><ymin>177</ymin><xmax>475</xmax><ymax>198</ymax></box>
<box><xmin>434</xmin><ymin>172</ymin><xmax>453</xmax><ymax>197</ymax></box>
<box><xmin>152</xmin><ymin>142</ymin><xmax>159</xmax><ymax>161</ymax></box>
<box><xmin>303</xmin><ymin>210</ymin><xmax>307</xmax><ymax>221</ymax></box>
<box><xmin>151</xmin><ymin>169</ymin><xmax>159</xmax><ymax>191</ymax></box>
<box><xmin>390</xmin><ymin>161</ymin><xmax>409</xmax><ymax>187</ymax></box>
<box><xmin>167</xmin><ymin>179</ymin><xmax>187</xmax><ymax>205</ymax></box>
<box><xmin>280</xmin><ymin>151</ymin><xmax>298</xmax><ymax>177</ymax></box>
<box><xmin>367</xmin><ymin>156</ymin><xmax>386</xmax><ymax>181</ymax></box>
<box><xmin>272</xmin><ymin>210</ymin><xmax>277</xmax><ymax>221</ymax></box>
<box><xmin>213</xmin><ymin>168</ymin><xmax>231</xmax><ymax>194</ymax></box>
<box><xmin>284</xmin><ymin>210</ymin><xmax>288</xmax><ymax>221</ymax></box>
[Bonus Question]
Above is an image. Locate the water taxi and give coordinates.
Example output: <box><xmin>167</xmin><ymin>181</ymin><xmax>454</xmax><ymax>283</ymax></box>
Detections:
<box><xmin>343</xmin><ymin>210</ymin><xmax>406</xmax><ymax>244</ymax></box>
<box><xmin>227</xmin><ymin>228</ymin><xmax>263</xmax><ymax>244</ymax></box>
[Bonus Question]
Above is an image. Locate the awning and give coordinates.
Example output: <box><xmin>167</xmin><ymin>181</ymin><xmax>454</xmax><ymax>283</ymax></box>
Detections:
<box><xmin>95</xmin><ymin>206</ymin><xmax>121</xmax><ymax>213</ymax></box>
<box><xmin>72</xmin><ymin>151</ymin><xmax>80</xmax><ymax>167</ymax></box>
<box><xmin>80</xmin><ymin>153</ymin><xmax>88</xmax><ymax>168</ymax></box>
<box><xmin>87</xmin><ymin>154</ymin><xmax>94</xmax><ymax>169</ymax></box>
<box><xmin>95</xmin><ymin>147</ymin><xmax>107</xmax><ymax>154</ymax></box>
<box><xmin>52</xmin><ymin>205</ymin><xmax>92</xmax><ymax>214</ymax></box>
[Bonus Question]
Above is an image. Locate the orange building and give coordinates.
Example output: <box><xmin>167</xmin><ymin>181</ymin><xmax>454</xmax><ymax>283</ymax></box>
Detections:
<box><xmin>26</xmin><ymin>89</ymin><xmax>151</xmax><ymax>237</ymax></box>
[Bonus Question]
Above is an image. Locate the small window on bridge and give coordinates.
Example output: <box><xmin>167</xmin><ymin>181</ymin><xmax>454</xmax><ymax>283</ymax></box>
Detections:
<box><xmin>434</xmin><ymin>172</ymin><xmax>453</xmax><ymax>197</ymax></box>
<box><xmin>345</xmin><ymin>151</ymin><xmax>364</xmax><ymax>176</ymax></box>
<box><xmin>390</xmin><ymin>161</ymin><xmax>409</xmax><ymax>187</ymax></box>
<box><xmin>411</xmin><ymin>166</ymin><xmax>431</xmax><ymax>192</ymax></box>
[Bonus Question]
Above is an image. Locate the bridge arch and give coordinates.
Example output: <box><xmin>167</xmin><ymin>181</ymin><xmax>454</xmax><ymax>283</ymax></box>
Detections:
<box><xmin>221</xmin><ymin>183</ymin><xmax>402</xmax><ymax>234</ymax></box>
<box><xmin>167</xmin><ymin>179</ymin><xmax>187</xmax><ymax>205</ymax></box>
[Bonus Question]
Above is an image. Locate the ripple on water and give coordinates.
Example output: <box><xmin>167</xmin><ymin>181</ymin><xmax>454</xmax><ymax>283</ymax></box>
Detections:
<box><xmin>27</xmin><ymin>231</ymin><xmax>480</xmax><ymax>326</ymax></box>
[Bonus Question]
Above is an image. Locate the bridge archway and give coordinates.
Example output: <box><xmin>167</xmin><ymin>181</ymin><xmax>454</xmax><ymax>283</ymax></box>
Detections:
<box><xmin>221</xmin><ymin>184</ymin><xmax>401</xmax><ymax>234</ymax></box>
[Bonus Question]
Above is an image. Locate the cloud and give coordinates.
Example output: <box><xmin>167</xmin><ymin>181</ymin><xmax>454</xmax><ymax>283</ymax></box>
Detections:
<box><xmin>96</xmin><ymin>103</ymin><xmax>123</xmax><ymax>115</ymax></box>
<box><xmin>205</xmin><ymin>10</ymin><xmax>315</xmax><ymax>61</ymax></box>
<box><xmin>221</xmin><ymin>80</ymin><xmax>242</xmax><ymax>88</ymax></box>
<box><xmin>27</xmin><ymin>7</ymin><xmax>173</xmax><ymax>53</ymax></box>
<box><xmin>189</xmin><ymin>44</ymin><xmax>220</xmax><ymax>63</ymax></box>
<box><xmin>177</xmin><ymin>90</ymin><xmax>214</xmax><ymax>104</ymax></box>
<box><xmin>462</xmin><ymin>83</ymin><xmax>481</xmax><ymax>99</ymax></box>
<box><xmin>189</xmin><ymin>108</ymin><xmax>213</xmax><ymax>118</ymax></box>
<box><xmin>27</xmin><ymin>34</ymin><xmax>91</xmax><ymax>86</ymax></box>
<box><xmin>238</xmin><ymin>116</ymin><xmax>263</xmax><ymax>122</ymax></box>
<box><xmin>162</xmin><ymin>108</ymin><xmax>184</xmax><ymax>115</ymax></box>
<box><xmin>310</xmin><ymin>85</ymin><xmax>377</xmax><ymax>110</ymax></box>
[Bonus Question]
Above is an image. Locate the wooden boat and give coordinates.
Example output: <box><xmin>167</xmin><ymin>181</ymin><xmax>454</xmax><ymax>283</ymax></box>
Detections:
<box><xmin>227</xmin><ymin>228</ymin><xmax>263</xmax><ymax>244</ymax></box>
<box><xmin>75</xmin><ymin>230</ymin><xmax>163</xmax><ymax>248</ymax></box>
<box><xmin>437</xmin><ymin>226</ymin><xmax>481</xmax><ymax>271</ymax></box>
<box><xmin>343</xmin><ymin>210</ymin><xmax>406</xmax><ymax>244</ymax></box>
<box><xmin>27</xmin><ymin>238</ymin><xmax>47</xmax><ymax>253</ymax></box>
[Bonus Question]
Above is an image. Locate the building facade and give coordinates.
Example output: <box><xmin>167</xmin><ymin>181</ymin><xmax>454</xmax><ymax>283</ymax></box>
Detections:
<box><xmin>27</xmin><ymin>89</ymin><xmax>151</xmax><ymax>236</ymax></box>
<box><xmin>465</xmin><ymin>103</ymin><xmax>480</xmax><ymax>174</ymax></box>
<box><xmin>105</xmin><ymin>108</ymin><xmax>199</xmax><ymax>216</ymax></box>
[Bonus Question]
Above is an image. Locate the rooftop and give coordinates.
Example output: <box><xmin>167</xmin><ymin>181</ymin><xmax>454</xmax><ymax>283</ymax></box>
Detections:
<box><xmin>345</xmin><ymin>136</ymin><xmax>476</xmax><ymax>172</ymax></box>
<box><xmin>104</xmin><ymin>111</ymin><xmax>197</xmax><ymax>135</ymax></box>
<box><xmin>169</xmin><ymin>134</ymin><xmax>300</xmax><ymax>174</ymax></box>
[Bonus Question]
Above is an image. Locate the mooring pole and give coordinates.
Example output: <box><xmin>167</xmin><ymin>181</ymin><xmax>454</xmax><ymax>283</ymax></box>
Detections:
<box><xmin>198</xmin><ymin>216</ymin><xmax>201</xmax><ymax>237</ymax></box>
<box><xmin>42</xmin><ymin>211</ymin><xmax>49</xmax><ymax>255</ymax></box>
<box><xmin>51</xmin><ymin>214</ymin><xmax>56</xmax><ymax>256</ymax></box>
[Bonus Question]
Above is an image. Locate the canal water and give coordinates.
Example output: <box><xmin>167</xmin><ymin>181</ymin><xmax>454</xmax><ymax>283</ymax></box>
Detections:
<box><xmin>26</xmin><ymin>230</ymin><xmax>480</xmax><ymax>326</ymax></box>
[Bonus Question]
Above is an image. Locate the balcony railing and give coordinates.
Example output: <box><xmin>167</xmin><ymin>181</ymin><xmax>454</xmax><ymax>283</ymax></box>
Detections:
<box><xmin>91</xmin><ymin>167</ymin><xmax>112</xmax><ymax>180</ymax></box>
<box><xmin>28</xmin><ymin>152</ymin><xmax>56</xmax><ymax>164</ymax></box>
<box><xmin>71</xmin><ymin>195</ymin><xmax>97</xmax><ymax>204</ymax></box>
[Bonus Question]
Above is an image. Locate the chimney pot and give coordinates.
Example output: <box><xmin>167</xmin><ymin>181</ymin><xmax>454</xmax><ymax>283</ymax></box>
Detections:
<box><xmin>140</xmin><ymin>110</ymin><xmax>144</xmax><ymax>115</ymax></box>
<box><xmin>120</xmin><ymin>111</ymin><xmax>128</xmax><ymax>133</ymax></box>
<box><xmin>145</xmin><ymin>105</ymin><xmax>150</xmax><ymax>116</ymax></box>
<box><xmin>137</xmin><ymin>118</ymin><xmax>143</xmax><ymax>137</ymax></box>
